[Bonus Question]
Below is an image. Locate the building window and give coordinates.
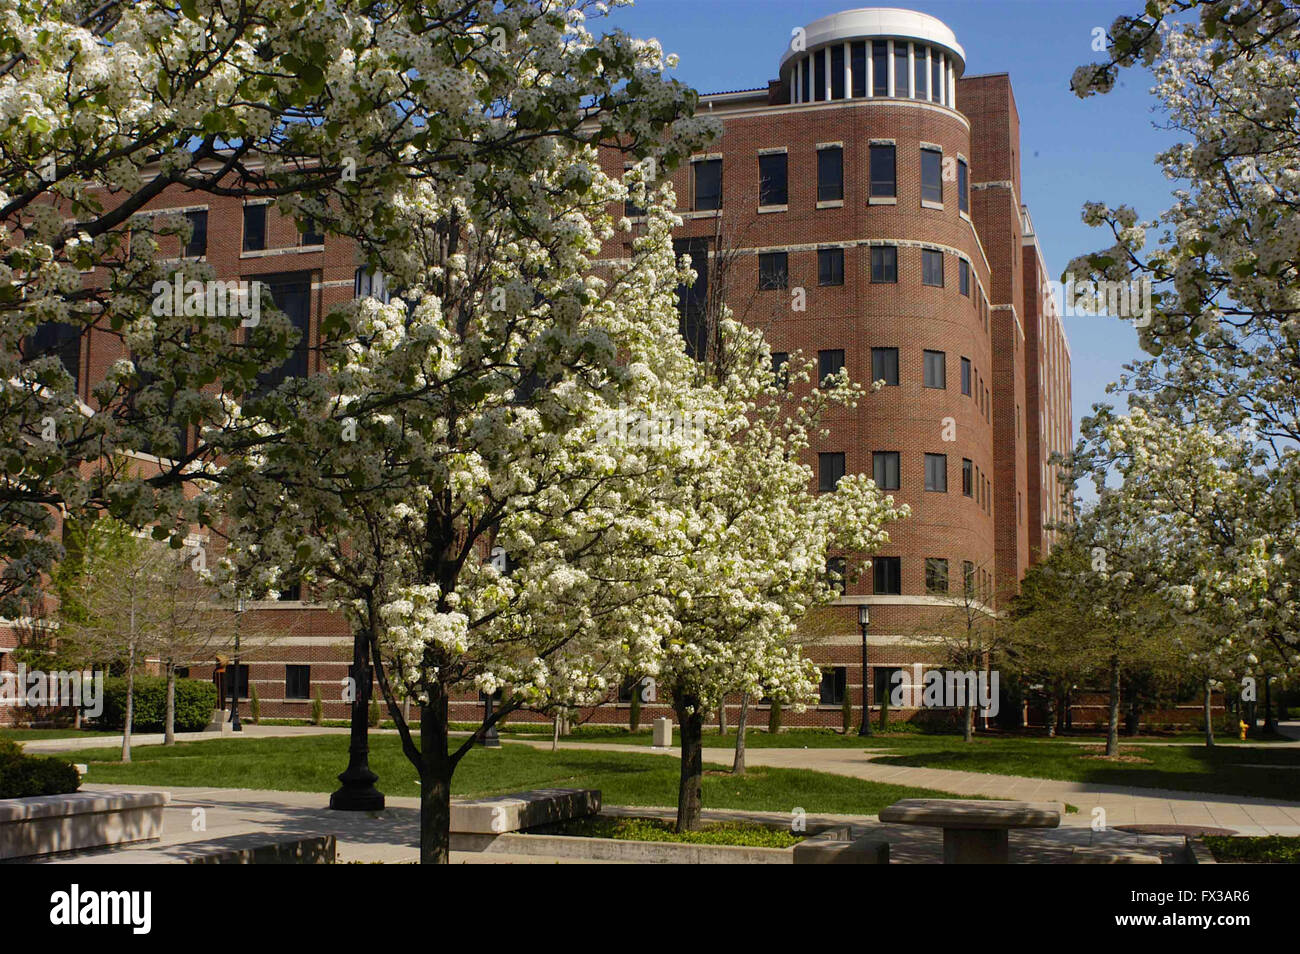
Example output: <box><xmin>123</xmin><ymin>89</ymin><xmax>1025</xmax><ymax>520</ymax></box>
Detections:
<box><xmin>914</xmin><ymin>46</ymin><xmax>928</xmax><ymax>99</ymax></box>
<box><xmin>925</xmin><ymin>557</ymin><xmax>949</xmax><ymax>594</ymax></box>
<box><xmin>851</xmin><ymin>41</ymin><xmax>867</xmax><ymax>97</ymax></box>
<box><xmin>693</xmin><ymin>158</ymin><xmax>722</xmax><ymax>211</ymax></box>
<box><xmin>771</xmin><ymin>351</ymin><xmax>789</xmax><ymax>389</ymax></box>
<box><xmin>818</xmin><ymin>247</ymin><xmax>844</xmax><ymax>286</ymax></box>
<box><xmin>818</xmin><ymin>348</ymin><xmax>845</xmax><ymax>385</ymax></box>
<box><xmin>923</xmin><ymin>349</ymin><xmax>946</xmax><ymax>389</ymax></box>
<box><xmin>872</xmin><ymin>347</ymin><xmax>899</xmax><ymax>386</ymax></box>
<box><xmin>873</xmin><ymin>451</ymin><xmax>900</xmax><ymax>491</ymax></box>
<box><xmin>872</xmin><ymin>40</ymin><xmax>888</xmax><ymax>94</ymax></box>
<box><xmin>873</xmin><ymin>556</ymin><xmax>901</xmax><ymax>595</ymax></box>
<box><xmin>255</xmin><ymin>272</ymin><xmax>313</xmax><ymax>391</ymax></box>
<box><xmin>961</xmin><ymin>357</ymin><xmax>972</xmax><ymax>396</ymax></box>
<box><xmin>242</xmin><ymin>203</ymin><xmax>267</xmax><ymax>252</ymax></box>
<box><xmin>184</xmin><ymin>210</ymin><xmax>207</xmax><ymax>257</ymax></box>
<box><xmin>920</xmin><ymin>148</ymin><xmax>943</xmax><ymax>204</ymax></box>
<box><xmin>814</xmin><ymin>47</ymin><xmax>826</xmax><ymax>101</ymax></box>
<box><xmin>875</xmin><ymin>667</ymin><xmax>903</xmax><ymax>707</ymax></box>
<box><xmin>963</xmin><ymin>560</ymin><xmax>976</xmax><ymax>597</ymax></box>
<box><xmin>24</xmin><ymin>322</ymin><xmax>81</xmax><ymax>392</ymax></box>
<box><xmin>759</xmin><ymin>152</ymin><xmax>788</xmax><ymax>207</ymax></box>
<box><xmin>299</xmin><ymin>216</ymin><xmax>324</xmax><ymax>246</ymax></box>
<box><xmin>924</xmin><ymin>453</ymin><xmax>948</xmax><ymax>492</ymax></box>
<box><xmin>819</xmin><ymin>667</ymin><xmax>848</xmax><ymax>705</ymax></box>
<box><xmin>871</xmin><ymin>245</ymin><xmax>898</xmax><ymax>283</ymax></box>
<box><xmin>932</xmin><ymin>55</ymin><xmax>943</xmax><ymax>105</ymax></box>
<box><xmin>819</xmin><ymin>452</ymin><xmax>846</xmax><ymax>492</ymax></box>
<box><xmin>959</xmin><ymin>259</ymin><xmax>971</xmax><ymax>296</ymax></box>
<box><xmin>285</xmin><ymin>665</ymin><xmax>311</xmax><ymax>700</ymax></box>
<box><xmin>830</xmin><ymin>44</ymin><xmax>846</xmax><ymax>99</ymax></box>
<box><xmin>826</xmin><ymin>557</ymin><xmax>847</xmax><ymax>595</ymax></box>
<box><xmin>958</xmin><ymin>158</ymin><xmax>969</xmax><ymax>214</ymax></box>
<box><xmin>354</xmin><ymin>267</ymin><xmax>391</xmax><ymax>304</ymax></box>
<box><xmin>221</xmin><ymin>663</ymin><xmax>250</xmax><ymax>700</ymax></box>
<box><xmin>922</xmin><ymin>248</ymin><xmax>945</xmax><ymax>287</ymax></box>
<box><xmin>758</xmin><ymin>252</ymin><xmax>788</xmax><ymax>290</ymax></box>
<box><xmin>894</xmin><ymin>40</ymin><xmax>909</xmax><ymax>96</ymax></box>
<box><xmin>277</xmin><ymin>581</ymin><xmax>302</xmax><ymax>601</ymax></box>
<box><xmin>962</xmin><ymin>458</ymin><xmax>973</xmax><ymax>497</ymax></box>
<box><xmin>869</xmin><ymin>144</ymin><xmax>896</xmax><ymax>197</ymax></box>
<box><xmin>818</xmin><ymin>146</ymin><xmax>843</xmax><ymax>202</ymax></box>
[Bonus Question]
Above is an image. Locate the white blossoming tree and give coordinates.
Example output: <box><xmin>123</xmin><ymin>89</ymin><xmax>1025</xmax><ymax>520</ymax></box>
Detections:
<box><xmin>218</xmin><ymin>2</ymin><xmax>720</xmax><ymax>862</ymax></box>
<box><xmin>1065</xmin><ymin>2</ymin><xmax>1300</xmax><ymax>707</ymax></box>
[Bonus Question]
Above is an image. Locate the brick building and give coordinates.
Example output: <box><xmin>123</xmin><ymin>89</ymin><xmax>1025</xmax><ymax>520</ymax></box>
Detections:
<box><xmin>2</xmin><ymin>7</ymin><xmax>1072</xmax><ymax>730</ymax></box>
<box><xmin>597</xmin><ymin>7</ymin><xmax>1073</xmax><ymax>727</ymax></box>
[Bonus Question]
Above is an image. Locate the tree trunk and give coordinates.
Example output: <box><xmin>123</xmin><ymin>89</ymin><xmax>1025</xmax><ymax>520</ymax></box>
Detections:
<box><xmin>164</xmin><ymin>660</ymin><xmax>176</xmax><ymax>746</ymax></box>
<box><xmin>1203</xmin><ymin>679</ymin><xmax>1215</xmax><ymax>748</ymax></box>
<box><xmin>732</xmin><ymin>692</ymin><xmax>749</xmax><ymax>775</ymax></box>
<box><xmin>122</xmin><ymin>639</ymin><xmax>135</xmax><ymax>763</ymax></box>
<box><xmin>675</xmin><ymin>695</ymin><xmax>705</xmax><ymax>832</ymax></box>
<box><xmin>1264</xmin><ymin>677</ymin><xmax>1277</xmax><ymax>734</ymax></box>
<box><xmin>1045</xmin><ymin>696</ymin><xmax>1056</xmax><ymax>738</ymax></box>
<box><xmin>717</xmin><ymin>697</ymin><xmax>726</xmax><ymax>735</ymax></box>
<box><xmin>417</xmin><ymin>693</ymin><xmax>453</xmax><ymax>864</ymax></box>
<box><xmin>1105</xmin><ymin>654</ymin><xmax>1120</xmax><ymax>757</ymax></box>
<box><xmin>962</xmin><ymin>703</ymin><xmax>974</xmax><ymax>742</ymax></box>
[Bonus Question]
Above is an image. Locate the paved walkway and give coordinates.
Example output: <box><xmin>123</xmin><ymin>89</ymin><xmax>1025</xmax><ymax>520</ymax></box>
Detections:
<box><xmin>19</xmin><ymin>722</ymin><xmax>1300</xmax><ymax>838</ymax></box>
<box><xmin>44</xmin><ymin>784</ymin><xmax>1187</xmax><ymax>865</ymax></box>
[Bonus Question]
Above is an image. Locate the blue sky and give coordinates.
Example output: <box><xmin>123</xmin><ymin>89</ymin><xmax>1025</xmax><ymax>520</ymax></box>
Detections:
<box><xmin>606</xmin><ymin>0</ymin><xmax>1182</xmax><ymax>445</ymax></box>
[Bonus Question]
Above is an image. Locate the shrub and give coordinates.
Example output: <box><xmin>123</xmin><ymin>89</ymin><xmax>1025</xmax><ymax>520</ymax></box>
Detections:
<box><xmin>0</xmin><ymin>739</ymin><xmax>80</xmax><ymax>798</ymax></box>
<box><xmin>98</xmin><ymin>677</ymin><xmax>218</xmax><ymax>733</ymax></box>
<box><xmin>841</xmin><ymin>692</ymin><xmax>853</xmax><ymax>734</ymax></box>
<box><xmin>311</xmin><ymin>689</ymin><xmax>324</xmax><ymax>725</ymax></box>
<box><xmin>368</xmin><ymin>695</ymin><xmax>381</xmax><ymax>728</ymax></box>
<box><xmin>629</xmin><ymin>691</ymin><xmax>641</xmax><ymax>732</ymax></box>
<box><xmin>249</xmin><ymin>684</ymin><xmax>261</xmax><ymax>724</ymax></box>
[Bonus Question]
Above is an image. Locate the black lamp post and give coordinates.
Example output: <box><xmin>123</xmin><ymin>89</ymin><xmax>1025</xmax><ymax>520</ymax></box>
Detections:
<box><xmin>857</xmin><ymin>603</ymin><xmax>873</xmax><ymax>737</ymax></box>
<box><xmin>330</xmin><ymin>631</ymin><xmax>386</xmax><ymax>811</ymax></box>
<box><xmin>228</xmin><ymin>597</ymin><xmax>244</xmax><ymax>732</ymax></box>
<box><xmin>480</xmin><ymin>691</ymin><xmax>501</xmax><ymax>747</ymax></box>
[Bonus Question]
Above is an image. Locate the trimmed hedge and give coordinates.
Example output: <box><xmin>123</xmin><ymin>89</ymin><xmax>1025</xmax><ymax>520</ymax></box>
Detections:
<box><xmin>0</xmin><ymin>738</ymin><xmax>80</xmax><ymax>798</ymax></box>
<box><xmin>98</xmin><ymin>677</ymin><xmax>218</xmax><ymax>733</ymax></box>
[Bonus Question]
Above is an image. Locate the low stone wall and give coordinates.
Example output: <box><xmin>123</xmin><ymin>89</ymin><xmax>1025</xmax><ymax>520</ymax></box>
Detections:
<box><xmin>0</xmin><ymin>791</ymin><xmax>168</xmax><ymax>861</ymax></box>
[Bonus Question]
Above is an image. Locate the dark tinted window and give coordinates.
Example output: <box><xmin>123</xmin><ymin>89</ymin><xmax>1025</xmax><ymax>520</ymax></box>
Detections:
<box><xmin>285</xmin><ymin>665</ymin><xmax>311</xmax><ymax>700</ymax></box>
<box><xmin>922</xmin><ymin>249</ymin><xmax>944</xmax><ymax>287</ymax></box>
<box><xmin>871</xmin><ymin>245</ymin><xmax>897</xmax><ymax>283</ymax></box>
<box><xmin>254</xmin><ymin>272</ymin><xmax>313</xmax><ymax>391</ymax></box>
<box><xmin>242</xmin><ymin>203</ymin><xmax>267</xmax><ymax>251</ymax></box>
<box><xmin>926</xmin><ymin>557</ymin><xmax>949</xmax><ymax>594</ymax></box>
<box><xmin>961</xmin><ymin>357</ymin><xmax>972</xmax><ymax>395</ymax></box>
<box><xmin>184</xmin><ymin>210</ymin><xmax>207</xmax><ymax>257</ymax></box>
<box><xmin>869</xmin><ymin>144</ymin><xmax>896</xmax><ymax>197</ymax></box>
<box><xmin>758</xmin><ymin>252</ymin><xmax>788</xmax><ymax>290</ymax></box>
<box><xmin>872</xmin><ymin>347</ymin><xmax>899</xmax><ymax>386</ymax></box>
<box><xmin>820</xmin><ymin>667</ymin><xmax>847</xmax><ymax>705</ymax></box>
<box><xmin>771</xmin><ymin>351</ymin><xmax>789</xmax><ymax>388</ymax></box>
<box><xmin>873</xmin><ymin>556</ymin><xmax>901</xmax><ymax>595</ymax></box>
<box><xmin>960</xmin><ymin>259</ymin><xmax>971</xmax><ymax>296</ymax></box>
<box><xmin>921</xmin><ymin>149</ymin><xmax>943</xmax><ymax>203</ymax></box>
<box><xmin>819</xmin><ymin>452</ymin><xmax>846</xmax><ymax>492</ymax></box>
<box><xmin>872</xmin><ymin>40</ymin><xmax>888</xmax><ymax>94</ymax></box>
<box><xmin>818</xmin><ymin>147</ymin><xmax>844</xmax><ymax>202</ymax></box>
<box><xmin>759</xmin><ymin>153</ymin><xmax>788</xmax><ymax>206</ymax></box>
<box><xmin>958</xmin><ymin>158</ymin><xmax>969</xmax><ymax>213</ymax></box>
<box><xmin>850</xmin><ymin>42</ymin><xmax>867</xmax><ymax>96</ymax></box>
<box><xmin>962</xmin><ymin>458</ymin><xmax>973</xmax><ymax>497</ymax></box>
<box><xmin>818</xmin><ymin>247</ymin><xmax>844</xmax><ymax>286</ymax></box>
<box><xmin>693</xmin><ymin>159</ymin><xmax>722</xmax><ymax>211</ymax></box>
<box><xmin>925</xmin><ymin>453</ymin><xmax>948</xmax><ymax>492</ymax></box>
<box><xmin>830</xmin><ymin>44</ymin><xmax>845</xmax><ymax>99</ymax></box>
<box><xmin>818</xmin><ymin>348</ymin><xmax>844</xmax><ymax>385</ymax></box>
<box><xmin>873</xmin><ymin>451</ymin><xmax>900</xmax><ymax>490</ymax></box>
<box><xmin>923</xmin><ymin>350</ymin><xmax>946</xmax><ymax>389</ymax></box>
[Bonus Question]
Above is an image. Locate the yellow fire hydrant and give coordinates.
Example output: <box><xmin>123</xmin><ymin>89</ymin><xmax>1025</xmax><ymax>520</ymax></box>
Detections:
<box><xmin>1239</xmin><ymin>720</ymin><xmax>1249</xmax><ymax>741</ymax></box>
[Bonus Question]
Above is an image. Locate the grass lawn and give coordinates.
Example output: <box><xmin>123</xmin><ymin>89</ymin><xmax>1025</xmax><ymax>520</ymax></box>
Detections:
<box><xmin>858</xmin><ymin>734</ymin><xmax>1300</xmax><ymax>802</ymax></box>
<box><xmin>57</xmin><ymin>734</ymin><xmax>959</xmax><ymax>815</ymax></box>
<box><xmin>1203</xmin><ymin>836</ymin><xmax>1300</xmax><ymax>863</ymax></box>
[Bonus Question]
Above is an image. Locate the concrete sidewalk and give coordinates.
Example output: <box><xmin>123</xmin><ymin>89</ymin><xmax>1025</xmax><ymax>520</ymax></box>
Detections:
<box><xmin>42</xmin><ymin>784</ymin><xmax>1186</xmax><ymax>865</ymax></box>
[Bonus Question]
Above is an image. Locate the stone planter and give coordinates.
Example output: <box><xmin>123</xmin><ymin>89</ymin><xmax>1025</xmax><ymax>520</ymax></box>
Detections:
<box><xmin>0</xmin><ymin>791</ymin><xmax>169</xmax><ymax>861</ymax></box>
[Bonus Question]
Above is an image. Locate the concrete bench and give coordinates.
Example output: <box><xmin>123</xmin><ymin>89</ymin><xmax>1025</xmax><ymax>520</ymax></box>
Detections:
<box><xmin>793</xmin><ymin>825</ymin><xmax>890</xmax><ymax>864</ymax></box>
<box><xmin>878</xmin><ymin>798</ymin><xmax>1061</xmax><ymax>864</ymax></box>
<box><xmin>451</xmin><ymin>788</ymin><xmax>600</xmax><ymax>834</ymax></box>
<box><xmin>0</xmin><ymin>791</ymin><xmax>169</xmax><ymax>860</ymax></box>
